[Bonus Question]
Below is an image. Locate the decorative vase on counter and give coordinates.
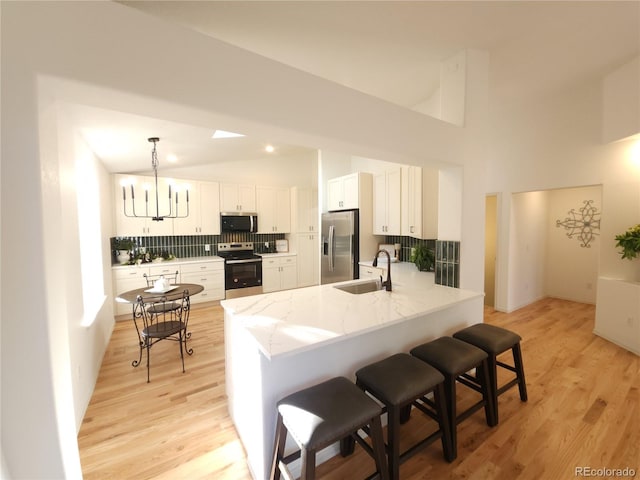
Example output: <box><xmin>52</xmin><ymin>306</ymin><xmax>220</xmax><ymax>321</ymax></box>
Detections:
<box><xmin>116</xmin><ymin>250</ymin><xmax>130</xmax><ymax>264</ymax></box>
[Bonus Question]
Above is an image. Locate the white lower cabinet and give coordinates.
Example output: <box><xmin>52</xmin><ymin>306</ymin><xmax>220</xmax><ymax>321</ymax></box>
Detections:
<box><xmin>179</xmin><ymin>262</ymin><xmax>225</xmax><ymax>304</ymax></box>
<box><xmin>262</xmin><ymin>255</ymin><xmax>297</xmax><ymax>293</ymax></box>
<box><xmin>112</xmin><ymin>260</ymin><xmax>225</xmax><ymax>316</ymax></box>
<box><xmin>112</xmin><ymin>265</ymin><xmax>149</xmax><ymax>316</ymax></box>
<box><xmin>147</xmin><ymin>264</ymin><xmax>180</xmax><ymax>279</ymax></box>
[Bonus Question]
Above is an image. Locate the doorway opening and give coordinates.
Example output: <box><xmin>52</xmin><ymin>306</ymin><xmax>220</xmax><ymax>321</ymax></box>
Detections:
<box><xmin>484</xmin><ymin>195</ymin><xmax>497</xmax><ymax>307</ymax></box>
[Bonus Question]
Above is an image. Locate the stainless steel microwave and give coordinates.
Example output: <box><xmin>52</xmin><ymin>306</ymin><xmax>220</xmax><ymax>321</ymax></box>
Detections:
<box><xmin>220</xmin><ymin>213</ymin><xmax>258</xmax><ymax>233</ymax></box>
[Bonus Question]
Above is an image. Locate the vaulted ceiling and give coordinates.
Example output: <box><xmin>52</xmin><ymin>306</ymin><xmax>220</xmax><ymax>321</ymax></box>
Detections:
<box><xmin>84</xmin><ymin>1</ymin><xmax>640</xmax><ymax>173</ymax></box>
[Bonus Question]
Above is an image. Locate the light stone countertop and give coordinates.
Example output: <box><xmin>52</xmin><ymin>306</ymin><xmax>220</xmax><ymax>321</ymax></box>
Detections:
<box><xmin>221</xmin><ymin>261</ymin><xmax>482</xmax><ymax>360</ymax></box>
<box><xmin>111</xmin><ymin>256</ymin><xmax>224</xmax><ymax>269</ymax></box>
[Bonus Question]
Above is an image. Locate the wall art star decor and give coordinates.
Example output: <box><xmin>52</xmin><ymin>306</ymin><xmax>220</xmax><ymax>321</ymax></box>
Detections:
<box><xmin>556</xmin><ymin>200</ymin><xmax>601</xmax><ymax>248</ymax></box>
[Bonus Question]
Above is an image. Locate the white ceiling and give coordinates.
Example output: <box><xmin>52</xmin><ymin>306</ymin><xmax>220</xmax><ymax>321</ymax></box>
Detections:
<box><xmin>67</xmin><ymin>103</ymin><xmax>313</xmax><ymax>174</ymax></box>
<box><xmin>84</xmin><ymin>1</ymin><xmax>640</xmax><ymax>173</ymax></box>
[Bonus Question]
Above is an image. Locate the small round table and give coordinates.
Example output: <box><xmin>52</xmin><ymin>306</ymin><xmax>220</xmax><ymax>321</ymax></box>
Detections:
<box><xmin>116</xmin><ymin>283</ymin><xmax>204</xmax><ymax>305</ymax></box>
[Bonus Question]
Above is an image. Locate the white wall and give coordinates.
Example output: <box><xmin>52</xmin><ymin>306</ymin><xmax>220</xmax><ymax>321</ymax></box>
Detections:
<box><xmin>438</xmin><ymin>166</ymin><xmax>463</xmax><ymax>241</ymax></box>
<box><xmin>508</xmin><ymin>191</ymin><xmax>549</xmax><ymax>311</ymax></box>
<box><xmin>602</xmin><ymin>56</ymin><xmax>640</xmax><ymax>143</ymax></box>
<box><xmin>440</xmin><ymin>50</ymin><xmax>467</xmax><ymax>127</ymax></box>
<box><xmin>489</xmin><ymin>74</ymin><xmax>640</xmax><ymax>312</ymax></box>
<box><xmin>160</xmin><ymin>149</ymin><xmax>318</xmax><ymax>188</ymax></box>
<box><xmin>351</xmin><ymin>156</ymin><xmax>399</xmax><ymax>176</ymax></box>
<box><xmin>546</xmin><ymin>186</ymin><xmax>601</xmax><ymax>304</ymax></box>
<box><xmin>412</xmin><ymin>86</ymin><xmax>441</xmax><ymax>118</ymax></box>
<box><xmin>63</xmin><ymin>127</ymin><xmax>116</xmax><ymax>430</ymax></box>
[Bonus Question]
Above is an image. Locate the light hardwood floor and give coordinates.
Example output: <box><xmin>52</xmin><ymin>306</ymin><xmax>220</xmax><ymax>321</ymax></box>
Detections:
<box><xmin>78</xmin><ymin>298</ymin><xmax>639</xmax><ymax>479</ymax></box>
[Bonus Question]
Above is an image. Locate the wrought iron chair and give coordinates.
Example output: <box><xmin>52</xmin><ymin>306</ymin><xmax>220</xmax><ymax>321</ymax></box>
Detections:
<box><xmin>143</xmin><ymin>270</ymin><xmax>180</xmax><ymax>317</ymax></box>
<box><xmin>131</xmin><ymin>289</ymin><xmax>193</xmax><ymax>382</ymax></box>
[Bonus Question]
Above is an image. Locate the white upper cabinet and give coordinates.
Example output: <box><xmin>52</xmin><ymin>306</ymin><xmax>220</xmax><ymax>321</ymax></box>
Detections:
<box><xmin>291</xmin><ymin>187</ymin><xmax>318</xmax><ymax>233</ymax></box>
<box><xmin>327</xmin><ymin>172</ymin><xmax>363</xmax><ymax>211</ymax></box>
<box><xmin>400</xmin><ymin>165</ymin><xmax>439</xmax><ymax>239</ymax></box>
<box><xmin>373</xmin><ymin>168</ymin><xmax>401</xmax><ymax>235</ymax></box>
<box><xmin>220</xmin><ymin>183</ymin><xmax>256</xmax><ymax>212</ymax></box>
<box><xmin>114</xmin><ymin>174</ymin><xmax>173</xmax><ymax>236</ymax></box>
<box><xmin>172</xmin><ymin>181</ymin><xmax>220</xmax><ymax>235</ymax></box>
<box><xmin>401</xmin><ymin>166</ymin><xmax>422</xmax><ymax>237</ymax></box>
<box><xmin>199</xmin><ymin>181</ymin><xmax>222</xmax><ymax>234</ymax></box>
<box><xmin>256</xmin><ymin>186</ymin><xmax>291</xmax><ymax>233</ymax></box>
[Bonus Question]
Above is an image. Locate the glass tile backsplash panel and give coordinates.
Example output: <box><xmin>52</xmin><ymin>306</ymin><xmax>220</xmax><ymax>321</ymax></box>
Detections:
<box><xmin>434</xmin><ymin>240</ymin><xmax>460</xmax><ymax>288</ymax></box>
<box><xmin>111</xmin><ymin>232</ymin><xmax>285</xmax><ymax>264</ymax></box>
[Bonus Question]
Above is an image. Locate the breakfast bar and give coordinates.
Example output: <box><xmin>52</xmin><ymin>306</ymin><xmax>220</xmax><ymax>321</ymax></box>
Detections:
<box><xmin>221</xmin><ymin>263</ymin><xmax>483</xmax><ymax>480</ymax></box>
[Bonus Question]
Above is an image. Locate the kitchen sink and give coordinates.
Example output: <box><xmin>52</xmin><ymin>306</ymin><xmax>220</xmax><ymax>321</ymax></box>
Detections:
<box><xmin>333</xmin><ymin>280</ymin><xmax>381</xmax><ymax>295</ymax></box>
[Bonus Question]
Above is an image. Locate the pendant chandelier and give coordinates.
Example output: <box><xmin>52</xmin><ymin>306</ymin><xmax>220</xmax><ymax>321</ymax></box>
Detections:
<box><xmin>121</xmin><ymin>137</ymin><xmax>189</xmax><ymax>221</ymax></box>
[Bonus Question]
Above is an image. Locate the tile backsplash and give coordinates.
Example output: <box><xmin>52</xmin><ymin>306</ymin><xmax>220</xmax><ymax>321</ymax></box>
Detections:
<box><xmin>111</xmin><ymin>232</ymin><xmax>285</xmax><ymax>264</ymax></box>
<box><xmin>114</xmin><ymin>233</ymin><xmax>460</xmax><ymax>288</ymax></box>
<box><xmin>384</xmin><ymin>235</ymin><xmax>460</xmax><ymax>288</ymax></box>
<box><xmin>434</xmin><ymin>240</ymin><xmax>460</xmax><ymax>288</ymax></box>
<box><xmin>383</xmin><ymin>235</ymin><xmax>436</xmax><ymax>268</ymax></box>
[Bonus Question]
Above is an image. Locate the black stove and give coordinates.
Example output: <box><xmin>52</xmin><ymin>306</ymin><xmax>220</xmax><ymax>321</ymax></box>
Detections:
<box><xmin>218</xmin><ymin>242</ymin><xmax>262</xmax><ymax>292</ymax></box>
<box><xmin>217</xmin><ymin>242</ymin><xmax>261</xmax><ymax>261</ymax></box>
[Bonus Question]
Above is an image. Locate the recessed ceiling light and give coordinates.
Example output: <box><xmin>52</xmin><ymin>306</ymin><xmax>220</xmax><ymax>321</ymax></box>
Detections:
<box><xmin>166</xmin><ymin>154</ymin><xmax>178</xmax><ymax>163</ymax></box>
<box><xmin>212</xmin><ymin>130</ymin><xmax>245</xmax><ymax>139</ymax></box>
<box><xmin>265</xmin><ymin>145</ymin><xmax>275</xmax><ymax>153</ymax></box>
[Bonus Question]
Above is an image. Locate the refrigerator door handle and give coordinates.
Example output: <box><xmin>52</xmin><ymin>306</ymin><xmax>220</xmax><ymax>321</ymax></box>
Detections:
<box><xmin>328</xmin><ymin>224</ymin><xmax>335</xmax><ymax>271</ymax></box>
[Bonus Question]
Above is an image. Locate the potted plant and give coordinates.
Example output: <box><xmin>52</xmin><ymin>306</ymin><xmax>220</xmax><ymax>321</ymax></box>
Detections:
<box><xmin>615</xmin><ymin>224</ymin><xmax>640</xmax><ymax>260</ymax></box>
<box><xmin>410</xmin><ymin>243</ymin><xmax>434</xmax><ymax>272</ymax></box>
<box><xmin>111</xmin><ymin>237</ymin><xmax>135</xmax><ymax>264</ymax></box>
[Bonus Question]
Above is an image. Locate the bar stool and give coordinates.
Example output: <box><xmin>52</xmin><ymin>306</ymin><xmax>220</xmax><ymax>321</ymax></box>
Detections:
<box><xmin>354</xmin><ymin>353</ymin><xmax>454</xmax><ymax>480</ymax></box>
<box><xmin>453</xmin><ymin>323</ymin><xmax>528</xmax><ymax>423</ymax></box>
<box><xmin>270</xmin><ymin>376</ymin><xmax>389</xmax><ymax>480</ymax></box>
<box><xmin>410</xmin><ymin>336</ymin><xmax>497</xmax><ymax>459</ymax></box>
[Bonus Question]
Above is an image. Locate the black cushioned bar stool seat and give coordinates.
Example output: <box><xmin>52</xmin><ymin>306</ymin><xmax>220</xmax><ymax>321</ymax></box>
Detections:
<box><xmin>453</xmin><ymin>323</ymin><xmax>527</xmax><ymax>423</ymax></box>
<box><xmin>410</xmin><ymin>336</ymin><xmax>496</xmax><ymax>459</ymax></box>
<box><xmin>354</xmin><ymin>353</ymin><xmax>454</xmax><ymax>480</ymax></box>
<box><xmin>270</xmin><ymin>376</ymin><xmax>389</xmax><ymax>480</ymax></box>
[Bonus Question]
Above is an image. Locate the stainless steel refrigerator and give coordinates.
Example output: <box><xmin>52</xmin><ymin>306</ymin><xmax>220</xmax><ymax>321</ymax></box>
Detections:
<box><xmin>321</xmin><ymin>209</ymin><xmax>359</xmax><ymax>284</ymax></box>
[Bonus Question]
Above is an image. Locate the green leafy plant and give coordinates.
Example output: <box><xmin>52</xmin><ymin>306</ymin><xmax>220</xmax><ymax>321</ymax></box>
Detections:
<box><xmin>410</xmin><ymin>243</ymin><xmax>434</xmax><ymax>272</ymax></box>
<box><xmin>615</xmin><ymin>224</ymin><xmax>640</xmax><ymax>260</ymax></box>
<box><xmin>111</xmin><ymin>237</ymin><xmax>135</xmax><ymax>252</ymax></box>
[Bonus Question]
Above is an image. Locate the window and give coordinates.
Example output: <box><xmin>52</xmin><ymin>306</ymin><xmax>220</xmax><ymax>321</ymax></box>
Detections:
<box><xmin>76</xmin><ymin>149</ymin><xmax>106</xmax><ymax>326</ymax></box>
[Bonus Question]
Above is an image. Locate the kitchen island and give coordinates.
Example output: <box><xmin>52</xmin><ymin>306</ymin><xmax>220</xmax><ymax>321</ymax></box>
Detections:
<box><xmin>221</xmin><ymin>262</ymin><xmax>483</xmax><ymax>480</ymax></box>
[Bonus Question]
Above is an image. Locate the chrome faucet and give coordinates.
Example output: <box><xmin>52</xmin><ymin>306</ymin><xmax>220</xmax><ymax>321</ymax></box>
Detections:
<box><xmin>372</xmin><ymin>250</ymin><xmax>392</xmax><ymax>292</ymax></box>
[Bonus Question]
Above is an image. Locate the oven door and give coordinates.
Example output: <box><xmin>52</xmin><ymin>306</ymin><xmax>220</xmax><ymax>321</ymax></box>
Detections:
<box><xmin>225</xmin><ymin>259</ymin><xmax>263</xmax><ymax>290</ymax></box>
